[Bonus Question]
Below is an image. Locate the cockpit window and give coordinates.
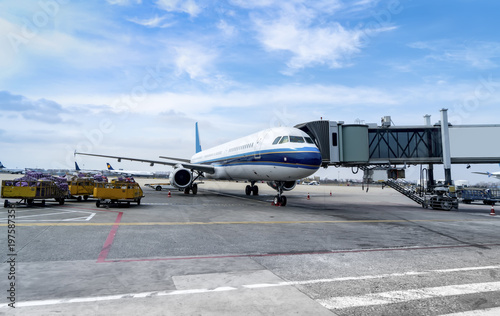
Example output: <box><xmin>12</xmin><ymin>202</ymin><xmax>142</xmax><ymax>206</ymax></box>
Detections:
<box><xmin>304</xmin><ymin>137</ymin><xmax>314</xmax><ymax>144</ymax></box>
<box><xmin>272</xmin><ymin>136</ymin><xmax>281</xmax><ymax>145</ymax></box>
<box><xmin>279</xmin><ymin>136</ymin><xmax>289</xmax><ymax>144</ymax></box>
<box><xmin>290</xmin><ymin>136</ymin><xmax>305</xmax><ymax>143</ymax></box>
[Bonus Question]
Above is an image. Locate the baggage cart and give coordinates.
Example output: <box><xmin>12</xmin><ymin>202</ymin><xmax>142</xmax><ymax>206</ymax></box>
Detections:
<box><xmin>2</xmin><ymin>179</ymin><xmax>68</xmax><ymax>208</ymax></box>
<box><xmin>94</xmin><ymin>179</ymin><xmax>144</xmax><ymax>207</ymax></box>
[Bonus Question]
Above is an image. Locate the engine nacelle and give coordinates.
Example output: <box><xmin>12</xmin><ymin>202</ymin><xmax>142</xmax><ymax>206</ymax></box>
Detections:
<box><xmin>266</xmin><ymin>180</ymin><xmax>297</xmax><ymax>192</ymax></box>
<box><xmin>170</xmin><ymin>168</ymin><xmax>193</xmax><ymax>189</ymax></box>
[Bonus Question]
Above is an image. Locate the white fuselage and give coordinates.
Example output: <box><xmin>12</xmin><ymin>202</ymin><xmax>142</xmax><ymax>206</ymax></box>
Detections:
<box><xmin>190</xmin><ymin>127</ymin><xmax>322</xmax><ymax>182</ymax></box>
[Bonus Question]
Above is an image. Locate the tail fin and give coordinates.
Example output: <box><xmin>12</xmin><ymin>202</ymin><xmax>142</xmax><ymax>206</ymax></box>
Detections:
<box><xmin>75</xmin><ymin>162</ymin><xmax>81</xmax><ymax>171</ymax></box>
<box><xmin>0</xmin><ymin>161</ymin><xmax>4</xmax><ymax>169</ymax></box>
<box><xmin>195</xmin><ymin>122</ymin><xmax>202</xmax><ymax>153</ymax></box>
<box><xmin>107</xmin><ymin>163</ymin><xmax>114</xmax><ymax>170</ymax></box>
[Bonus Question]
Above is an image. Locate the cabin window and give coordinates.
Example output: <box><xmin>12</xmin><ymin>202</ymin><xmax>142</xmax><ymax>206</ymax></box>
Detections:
<box><xmin>305</xmin><ymin>137</ymin><xmax>314</xmax><ymax>144</ymax></box>
<box><xmin>279</xmin><ymin>136</ymin><xmax>289</xmax><ymax>144</ymax></box>
<box><xmin>290</xmin><ymin>136</ymin><xmax>305</xmax><ymax>143</ymax></box>
<box><xmin>272</xmin><ymin>137</ymin><xmax>281</xmax><ymax>145</ymax></box>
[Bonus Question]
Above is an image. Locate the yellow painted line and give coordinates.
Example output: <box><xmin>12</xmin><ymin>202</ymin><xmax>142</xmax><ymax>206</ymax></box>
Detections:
<box><xmin>0</xmin><ymin>218</ymin><xmax>492</xmax><ymax>227</ymax></box>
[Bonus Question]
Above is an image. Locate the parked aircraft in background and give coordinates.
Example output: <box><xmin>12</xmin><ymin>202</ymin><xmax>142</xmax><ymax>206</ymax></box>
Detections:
<box><xmin>473</xmin><ymin>164</ymin><xmax>500</xmax><ymax>180</ymax></box>
<box><xmin>0</xmin><ymin>161</ymin><xmax>24</xmax><ymax>174</ymax></box>
<box><xmin>76</xmin><ymin>123</ymin><xmax>322</xmax><ymax>206</ymax></box>
<box><xmin>106</xmin><ymin>163</ymin><xmax>156</xmax><ymax>177</ymax></box>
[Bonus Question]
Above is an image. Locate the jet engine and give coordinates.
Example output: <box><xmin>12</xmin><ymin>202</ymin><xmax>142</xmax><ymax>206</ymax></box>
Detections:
<box><xmin>266</xmin><ymin>180</ymin><xmax>297</xmax><ymax>191</ymax></box>
<box><xmin>170</xmin><ymin>168</ymin><xmax>193</xmax><ymax>189</ymax></box>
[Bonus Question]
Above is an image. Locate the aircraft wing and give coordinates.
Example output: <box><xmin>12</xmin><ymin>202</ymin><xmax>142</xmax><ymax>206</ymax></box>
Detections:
<box><xmin>472</xmin><ymin>172</ymin><xmax>490</xmax><ymax>176</ymax></box>
<box><xmin>75</xmin><ymin>152</ymin><xmax>215</xmax><ymax>174</ymax></box>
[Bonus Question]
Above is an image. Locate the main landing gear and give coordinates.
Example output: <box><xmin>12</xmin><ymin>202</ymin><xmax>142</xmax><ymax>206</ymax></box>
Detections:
<box><xmin>183</xmin><ymin>170</ymin><xmax>202</xmax><ymax>195</ymax></box>
<box><xmin>245</xmin><ymin>181</ymin><xmax>259</xmax><ymax>196</ymax></box>
<box><xmin>272</xmin><ymin>181</ymin><xmax>287</xmax><ymax>207</ymax></box>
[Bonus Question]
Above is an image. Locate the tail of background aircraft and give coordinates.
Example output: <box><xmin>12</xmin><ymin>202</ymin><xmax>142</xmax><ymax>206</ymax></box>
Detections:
<box><xmin>195</xmin><ymin>122</ymin><xmax>202</xmax><ymax>153</ymax></box>
<box><xmin>107</xmin><ymin>163</ymin><xmax>114</xmax><ymax>170</ymax></box>
<box><xmin>75</xmin><ymin>162</ymin><xmax>81</xmax><ymax>171</ymax></box>
<box><xmin>0</xmin><ymin>161</ymin><xmax>4</xmax><ymax>169</ymax></box>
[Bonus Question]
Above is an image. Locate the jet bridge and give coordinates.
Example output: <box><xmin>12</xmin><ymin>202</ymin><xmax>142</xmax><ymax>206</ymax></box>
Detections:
<box><xmin>296</xmin><ymin>110</ymin><xmax>500</xmax><ymax>210</ymax></box>
<box><xmin>296</xmin><ymin>111</ymin><xmax>500</xmax><ymax>169</ymax></box>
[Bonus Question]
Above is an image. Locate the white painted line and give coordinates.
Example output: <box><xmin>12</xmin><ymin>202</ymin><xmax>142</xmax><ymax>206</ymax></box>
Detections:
<box><xmin>317</xmin><ymin>281</ymin><xmax>500</xmax><ymax>310</ymax></box>
<box><xmin>439</xmin><ymin>306</ymin><xmax>500</xmax><ymax>316</ymax></box>
<box><xmin>0</xmin><ymin>287</ymin><xmax>239</xmax><ymax>308</ymax></box>
<box><xmin>85</xmin><ymin>213</ymin><xmax>96</xmax><ymax>221</ymax></box>
<box><xmin>2</xmin><ymin>265</ymin><xmax>499</xmax><ymax>309</ymax></box>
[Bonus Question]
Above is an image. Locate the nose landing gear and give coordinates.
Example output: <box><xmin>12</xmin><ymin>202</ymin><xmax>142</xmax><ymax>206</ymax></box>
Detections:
<box><xmin>272</xmin><ymin>181</ymin><xmax>287</xmax><ymax>206</ymax></box>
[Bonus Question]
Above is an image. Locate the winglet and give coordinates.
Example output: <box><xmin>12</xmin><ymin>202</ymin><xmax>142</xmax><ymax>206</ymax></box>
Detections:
<box><xmin>75</xmin><ymin>162</ymin><xmax>81</xmax><ymax>171</ymax></box>
<box><xmin>195</xmin><ymin>122</ymin><xmax>202</xmax><ymax>153</ymax></box>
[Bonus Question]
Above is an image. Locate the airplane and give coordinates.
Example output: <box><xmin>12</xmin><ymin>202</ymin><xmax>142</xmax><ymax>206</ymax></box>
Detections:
<box><xmin>0</xmin><ymin>161</ymin><xmax>24</xmax><ymax>174</ymax></box>
<box><xmin>106</xmin><ymin>162</ymin><xmax>156</xmax><ymax>177</ymax></box>
<box><xmin>76</xmin><ymin>123</ymin><xmax>322</xmax><ymax>206</ymax></box>
<box><xmin>472</xmin><ymin>164</ymin><xmax>500</xmax><ymax>180</ymax></box>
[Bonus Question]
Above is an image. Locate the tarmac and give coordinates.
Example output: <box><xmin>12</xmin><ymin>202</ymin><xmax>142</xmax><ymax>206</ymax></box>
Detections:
<box><xmin>1</xmin><ymin>173</ymin><xmax>500</xmax><ymax>315</ymax></box>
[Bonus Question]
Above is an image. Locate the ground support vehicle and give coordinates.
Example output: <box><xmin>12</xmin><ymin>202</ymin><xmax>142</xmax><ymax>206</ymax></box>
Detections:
<box><xmin>457</xmin><ymin>188</ymin><xmax>499</xmax><ymax>205</ymax></box>
<box><xmin>384</xmin><ymin>180</ymin><xmax>459</xmax><ymax>211</ymax></box>
<box><xmin>2</xmin><ymin>179</ymin><xmax>68</xmax><ymax>208</ymax></box>
<box><xmin>93</xmin><ymin>180</ymin><xmax>144</xmax><ymax>207</ymax></box>
<box><xmin>145</xmin><ymin>183</ymin><xmax>171</xmax><ymax>191</ymax></box>
<box><xmin>67</xmin><ymin>177</ymin><xmax>95</xmax><ymax>201</ymax></box>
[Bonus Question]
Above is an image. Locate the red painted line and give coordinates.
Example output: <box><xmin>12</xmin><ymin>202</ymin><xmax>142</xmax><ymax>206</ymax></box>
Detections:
<box><xmin>97</xmin><ymin>212</ymin><xmax>123</xmax><ymax>263</ymax></box>
<box><xmin>99</xmin><ymin>243</ymin><xmax>500</xmax><ymax>263</ymax></box>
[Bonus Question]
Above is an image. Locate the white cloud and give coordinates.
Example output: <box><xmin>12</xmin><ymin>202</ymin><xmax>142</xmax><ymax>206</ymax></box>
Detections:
<box><xmin>173</xmin><ymin>44</ymin><xmax>220</xmax><ymax>83</ymax></box>
<box><xmin>217</xmin><ymin>20</ymin><xmax>237</xmax><ymax>37</ymax></box>
<box><xmin>106</xmin><ymin>0</ymin><xmax>142</xmax><ymax>5</ymax></box>
<box><xmin>156</xmin><ymin>0</ymin><xmax>201</xmax><ymax>17</ymax></box>
<box><xmin>248</xmin><ymin>1</ymin><xmax>395</xmax><ymax>72</ymax></box>
<box><xmin>409</xmin><ymin>41</ymin><xmax>500</xmax><ymax>69</ymax></box>
<box><xmin>127</xmin><ymin>15</ymin><xmax>175</xmax><ymax>28</ymax></box>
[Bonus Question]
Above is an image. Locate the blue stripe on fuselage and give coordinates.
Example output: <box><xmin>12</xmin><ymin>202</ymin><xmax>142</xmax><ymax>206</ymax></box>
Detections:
<box><xmin>195</xmin><ymin>147</ymin><xmax>322</xmax><ymax>170</ymax></box>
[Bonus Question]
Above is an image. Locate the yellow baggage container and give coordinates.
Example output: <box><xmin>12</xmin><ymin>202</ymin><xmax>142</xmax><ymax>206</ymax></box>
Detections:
<box><xmin>68</xmin><ymin>177</ymin><xmax>95</xmax><ymax>201</ymax></box>
<box><xmin>94</xmin><ymin>180</ymin><xmax>144</xmax><ymax>207</ymax></box>
<box><xmin>2</xmin><ymin>180</ymin><xmax>67</xmax><ymax>207</ymax></box>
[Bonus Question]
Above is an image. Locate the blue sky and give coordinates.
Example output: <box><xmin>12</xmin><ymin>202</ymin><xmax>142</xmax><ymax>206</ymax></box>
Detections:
<box><xmin>1</xmin><ymin>0</ymin><xmax>500</xmax><ymax>183</ymax></box>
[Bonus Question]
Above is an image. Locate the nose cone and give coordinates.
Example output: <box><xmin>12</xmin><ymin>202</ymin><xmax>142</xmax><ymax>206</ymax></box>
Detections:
<box><xmin>300</xmin><ymin>147</ymin><xmax>322</xmax><ymax>170</ymax></box>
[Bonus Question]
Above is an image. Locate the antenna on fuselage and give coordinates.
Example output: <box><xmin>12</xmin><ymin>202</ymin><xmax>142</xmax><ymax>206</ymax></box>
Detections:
<box><xmin>195</xmin><ymin>122</ymin><xmax>202</xmax><ymax>153</ymax></box>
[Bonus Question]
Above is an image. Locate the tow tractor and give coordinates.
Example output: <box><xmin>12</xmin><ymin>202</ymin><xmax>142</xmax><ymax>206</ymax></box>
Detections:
<box><xmin>93</xmin><ymin>178</ymin><xmax>144</xmax><ymax>207</ymax></box>
<box><xmin>67</xmin><ymin>176</ymin><xmax>95</xmax><ymax>201</ymax></box>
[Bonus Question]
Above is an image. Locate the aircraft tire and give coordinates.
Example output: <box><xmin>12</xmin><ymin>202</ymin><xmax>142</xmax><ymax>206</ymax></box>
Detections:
<box><xmin>273</xmin><ymin>196</ymin><xmax>280</xmax><ymax>205</ymax></box>
<box><xmin>192</xmin><ymin>183</ymin><xmax>198</xmax><ymax>195</ymax></box>
<box><xmin>252</xmin><ymin>186</ymin><xmax>259</xmax><ymax>196</ymax></box>
<box><xmin>245</xmin><ymin>185</ymin><xmax>251</xmax><ymax>195</ymax></box>
<box><xmin>184</xmin><ymin>187</ymin><xmax>190</xmax><ymax>194</ymax></box>
<box><xmin>281</xmin><ymin>196</ymin><xmax>287</xmax><ymax>206</ymax></box>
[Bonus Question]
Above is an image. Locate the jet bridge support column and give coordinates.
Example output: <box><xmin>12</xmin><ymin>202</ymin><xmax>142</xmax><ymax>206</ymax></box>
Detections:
<box><xmin>440</xmin><ymin>109</ymin><xmax>452</xmax><ymax>185</ymax></box>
